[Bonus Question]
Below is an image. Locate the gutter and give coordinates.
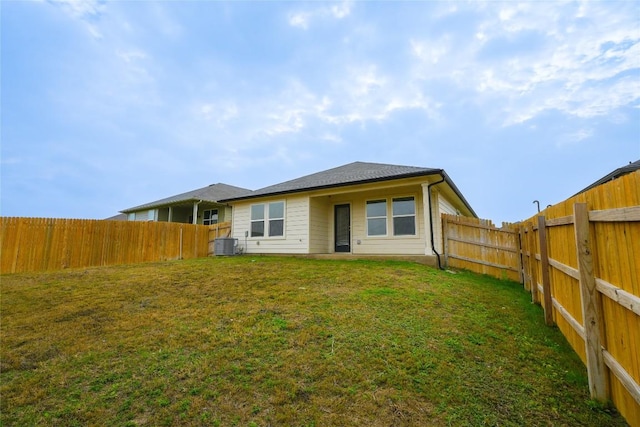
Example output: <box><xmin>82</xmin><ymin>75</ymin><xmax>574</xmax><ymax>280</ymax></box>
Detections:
<box><xmin>219</xmin><ymin>170</ymin><xmax>478</xmax><ymax>218</ymax></box>
<box><xmin>427</xmin><ymin>172</ymin><xmax>446</xmax><ymax>270</ymax></box>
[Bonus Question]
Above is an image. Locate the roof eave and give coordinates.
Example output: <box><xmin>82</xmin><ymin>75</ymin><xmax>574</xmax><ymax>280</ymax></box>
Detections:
<box><xmin>571</xmin><ymin>161</ymin><xmax>640</xmax><ymax>197</ymax></box>
<box><xmin>440</xmin><ymin>171</ymin><xmax>478</xmax><ymax>218</ymax></box>
<box><xmin>220</xmin><ymin>169</ymin><xmax>477</xmax><ymax>217</ymax></box>
<box><xmin>120</xmin><ymin>198</ymin><xmax>225</xmax><ymax>214</ymax></box>
<box><xmin>219</xmin><ymin>170</ymin><xmax>442</xmax><ymax>203</ymax></box>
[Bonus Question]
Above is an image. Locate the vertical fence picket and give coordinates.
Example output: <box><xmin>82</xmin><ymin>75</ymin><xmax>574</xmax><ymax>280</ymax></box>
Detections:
<box><xmin>574</xmin><ymin>202</ymin><xmax>609</xmax><ymax>401</ymax></box>
<box><xmin>443</xmin><ymin>217</ymin><xmax>449</xmax><ymax>268</ymax></box>
<box><xmin>537</xmin><ymin>215</ymin><xmax>554</xmax><ymax>326</ymax></box>
<box><xmin>0</xmin><ymin>218</ymin><xmax>231</xmax><ymax>273</ymax></box>
<box><xmin>440</xmin><ymin>171</ymin><xmax>639</xmax><ymax>425</ymax></box>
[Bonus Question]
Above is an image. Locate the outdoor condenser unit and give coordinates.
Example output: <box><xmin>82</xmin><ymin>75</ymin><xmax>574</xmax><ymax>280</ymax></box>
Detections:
<box><xmin>214</xmin><ymin>238</ymin><xmax>238</xmax><ymax>256</ymax></box>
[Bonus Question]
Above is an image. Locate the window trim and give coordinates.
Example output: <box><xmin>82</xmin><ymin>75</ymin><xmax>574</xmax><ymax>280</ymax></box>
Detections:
<box><xmin>250</xmin><ymin>201</ymin><xmax>286</xmax><ymax>239</ymax></box>
<box><xmin>203</xmin><ymin>208</ymin><xmax>219</xmax><ymax>226</ymax></box>
<box><xmin>392</xmin><ymin>196</ymin><xmax>417</xmax><ymax>236</ymax></box>
<box><xmin>366</xmin><ymin>199</ymin><xmax>388</xmax><ymax>237</ymax></box>
<box><xmin>365</xmin><ymin>194</ymin><xmax>419</xmax><ymax>238</ymax></box>
<box><xmin>267</xmin><ymin>201</ymin><xmax>285</xmax><ymax>237</ymax></box>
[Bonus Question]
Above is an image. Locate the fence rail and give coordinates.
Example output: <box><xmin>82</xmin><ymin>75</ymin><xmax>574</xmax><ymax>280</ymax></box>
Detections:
<box><xmin>444</xmin><ymin>170</ymin><xmax>639</xmax><ymax>426</ymax></box>
<box><xmin>442</xmin><ymin>215</ymin><xmax>521</xmax><ymax>281</ymax></box>
<box><xmin>520</xmin><ymin>201</ymin><xmax>640</xmax><ymax>425</ymax></box>
<box><xmin>0</xmin><ymin>218</ymin><xmax>232</xmax><ymax>274</ymax></box>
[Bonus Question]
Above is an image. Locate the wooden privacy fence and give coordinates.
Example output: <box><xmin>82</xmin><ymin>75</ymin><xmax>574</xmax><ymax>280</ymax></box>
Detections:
<box><xmin>0</xmin><ymin>218</ymin><xmax>232</xmax><ymax>274</ymax></box>
<box><xmin>519</xmin><ymin>172</ymin><xmax>640</xmax><ymax>427</ymax></box>
<box><xmin>443</xmin><ymin>170</ymin><xmax>639</xmax><ymax>426</ymax></box>
<box><xmin>442</xmin><ymin>215</ymin><xmax>521</xmax><ymax>282</ymax></box>
<box><xmin>207</xmin><ymin>222</ymin><xmax>232</xmax><ymax>255</ymax></box>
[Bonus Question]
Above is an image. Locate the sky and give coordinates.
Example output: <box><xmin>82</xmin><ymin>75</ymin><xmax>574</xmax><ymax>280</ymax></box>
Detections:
<box><xmin>1</xmin><ymin>0</ymin><xmax>639</xmax><ymax>224</ymax></box>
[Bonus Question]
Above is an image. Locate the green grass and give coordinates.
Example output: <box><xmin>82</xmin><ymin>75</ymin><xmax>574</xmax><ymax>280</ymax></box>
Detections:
<box><xmin>1</xmin><ymin>257</ymin><xmax>626</xmax><ymax>426</ymax></box>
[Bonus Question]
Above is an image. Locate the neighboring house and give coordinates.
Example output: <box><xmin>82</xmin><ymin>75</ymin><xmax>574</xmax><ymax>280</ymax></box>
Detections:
<box><xmin>120</xmin><ymin>183</ymin><xmax>251</xmax><ymax>225</ymax></box>
<box><xmin>105</xmin><ymin>213</ymin><xmax>127</xmax><ymax>221</ymax></box>
<box><xmin>573</xmin><ymin>159</ymin><xmax>640</xmax><ymax>196</ymax></box>
<box><xmin>219</xmin><ymin>162</ymin><xmax>477</xmax><ymax>261</ymax></box>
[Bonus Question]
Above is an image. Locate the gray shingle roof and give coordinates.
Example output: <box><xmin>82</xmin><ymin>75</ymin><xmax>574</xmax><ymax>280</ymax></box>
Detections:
<box><xmin>221</xmin><ymin>162</ymin><xmax>441</xmax><ymax>201</ymax></box>
<box><xmin>121</xmin><ymin>183</ymin><xmax>252</xmax><ymax>213</ymax></box>
<box><xmin>104</xmin><ymin>213</ymin><xmax>128</xmax><ymax>221</ymax></box>
<box><xmin>221</xmin><ymin>161</ymin><xmax>476</xmax><ymax>216</ymax></box>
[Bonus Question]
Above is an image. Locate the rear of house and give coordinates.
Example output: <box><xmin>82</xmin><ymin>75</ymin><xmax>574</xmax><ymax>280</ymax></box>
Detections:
<box><xmin>220</xmin><ymin>162</ymin><xmax>476</xmax><ymax>263</ymax></box>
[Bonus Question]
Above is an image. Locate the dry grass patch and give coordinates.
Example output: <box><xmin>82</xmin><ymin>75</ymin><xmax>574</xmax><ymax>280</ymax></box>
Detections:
<box><xmin>1</xmin><ymin>257</ymin><xmax>627</xmax><ymax>426</ymax></box>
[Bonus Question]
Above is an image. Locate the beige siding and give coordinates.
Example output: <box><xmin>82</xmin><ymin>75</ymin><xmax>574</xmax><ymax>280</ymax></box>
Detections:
<box><xmin>439</xmin><ymin>195</ymin><xmax>458</xmax><ymax>216</ymax></box>
<box><xmin>228</xmin><ymin>175</ymin><xmax>473</xmax><ymax>256</ymax></box>
<box><xmin>309</xmin><ymin>197</ymin><xmax>330</xmax><ymax>253</ymax></box>
<box><xmin>220</xmin><ymin>206</ymin><xmax>232</xmax><ymax>223</ymax></box>
<box><xmin>231</xmin><ymin>196</ymin><xmax>309</xmax><ymax>254</ymax></box>
<box><xmin>329</xmin><ymin>188</ymin><xmax>428</xmax><ymax>255</ymax></box>
<box><xmin>433</xmin><ymin>190</ymin><xmax>461</xmax><ymax>254</ymax></box>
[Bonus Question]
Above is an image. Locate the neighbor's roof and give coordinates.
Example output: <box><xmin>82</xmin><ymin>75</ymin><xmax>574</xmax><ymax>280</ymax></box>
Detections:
<box><xmin>573</xmin><ymin>159</ymin><xmax>640</xmax><ymax>196</ymax></box>
<box><xmin>104</xmin><ymin>213</ymin><xmax>128</xmax><ymax>221</ymax></box>
<box><xmin>121</xmin><ymin>183</ymin><xmax>252</xmax><ymax>213</ymax></box>
<box><xmin>220</xmin><ymin>161</ymin><xmax>477</xmax><ymax>217</ymax></box>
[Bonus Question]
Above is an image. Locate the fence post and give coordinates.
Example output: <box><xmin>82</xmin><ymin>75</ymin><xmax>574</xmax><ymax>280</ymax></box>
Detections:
<box><xmin>537</xmin><ymin>215</ymin><xmax>553</xmax><ymax>326</ymax></box>
<box><xmin>574</xmin><ymin>202</ymin><xmax>609</xmax><ymax>402</ymax></box>
<box><xmin>528</xmin><ymin>224</ymin><xmax>540</xmax><ymax>304</ymax></box>
<box><xmin>519</xmin><ymin>226</ymin><xmax>528</xmax><ymax>291</ymax></box>
<box><xmin>442</xmin><ymin>215</ymin><xmax>449</xmax><ymax>268</ymax></box>
<box><xmin>516</xmin><ymin>225</ymin><xmax>524</xmax><ymax>285</ymax></box>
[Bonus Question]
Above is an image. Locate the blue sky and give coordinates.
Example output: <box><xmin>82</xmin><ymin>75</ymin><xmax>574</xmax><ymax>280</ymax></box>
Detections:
<box><xmin>2</xmin><ymin>1</ymin><xmax>639</xmax><ymax>223</ymax></box>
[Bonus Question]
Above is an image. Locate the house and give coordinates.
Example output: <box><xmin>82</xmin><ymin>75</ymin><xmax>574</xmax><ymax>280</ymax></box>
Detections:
<box><xmin>572</xmin><ymin>159</ymin><xmax>640</xmax><ymax>196</ymax></box>
<box><xmin>105</xmin><ymin>213</ymin><xmax>127</xmax><ymax>221</ymax></box>
<box><xmin>120</xmin><ymin>183</ymin><xmax>251</xmax><ymax>225</ymax></box>
<box><xmin>219</xmin><ymin>162</ymin><xmax>477</xmax><ymax>264</ymax></box>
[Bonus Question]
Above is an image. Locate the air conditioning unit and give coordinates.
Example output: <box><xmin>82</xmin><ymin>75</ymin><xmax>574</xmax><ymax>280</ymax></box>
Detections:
<box><xmin>214</xmin><ymin>238</ymin><xmax>238</xmax><ymax>256</ymax></box>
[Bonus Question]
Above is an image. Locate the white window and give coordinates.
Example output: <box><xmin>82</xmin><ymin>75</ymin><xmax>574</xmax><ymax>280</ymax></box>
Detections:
<box><xmin>251</xmin><ymin>201</ymin><xmax>285</xmax><ymax>237</ymax></box>
<box><xmin>203</xmin><ymin>209</ymin><xmax>218</xmax><ymax>225</ymax></box>
<box><xmin>268</xmin><ymin>201</ymin><xmax>284</xmax><ymax>237</ymax></box>
<box><xmin>250</xmin><ymin>205</ymin><xmax>265</xmax><ymax>237</ymax></box>
<box><xmin>392</xmin><ymin>197</ymin><xmax>416</xmax><ymax>236</ymax></box>
<box><xmin>366</xmin><ymin>200</ymin><xmax>387</xmax><ymax>236</ymax></box>
<box><xmin>134</xmin><ymin>210</ymin><xmax>155</xmax><ymax>221</ymax></box>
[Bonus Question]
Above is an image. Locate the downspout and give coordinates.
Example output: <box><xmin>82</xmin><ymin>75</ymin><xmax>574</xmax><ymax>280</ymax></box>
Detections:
<box><xmin>427</xmin><ymin>173</ymin><xmax>446</xmax><ymax>270</ymax></box>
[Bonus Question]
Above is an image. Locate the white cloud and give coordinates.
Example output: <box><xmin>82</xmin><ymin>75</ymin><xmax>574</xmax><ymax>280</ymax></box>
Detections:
<box><xmin>198</xmin><ymin>102</ymin><xmax>238</xmax><ymax>125</ymax></box>
<box><xmin>287</xmin><ymin>1</ymin><xmax>351</xmax><ymax>29</ymax></box>
<box><xmin>50</xmin><ymin>0</ymin><xmax>105</xmax><ymax>19</ymax></box>
<box><xmin>288</xmin><ymin>12</ymin><xmax>309</xmax><ymax>29</ymax></box>
<box><xmin>407</xmin><ymin>2</ymin><xmax>639</xmax><ymax>126</ymax></box>
<box><xmin>48</xmin><ymin>0</ymin><xmax>106</xmax><ymax>38</ymax></box>
<box><xmin>410</xmin><ymin>38</ymin><xmax>449</xmax><ymax>65</ymax></box>
<box><xmin>116</xmin><ymin>49</ymin><xmax>146</xmax><ymax>63</ymax></box>
<box><xmin>557</xmin><ymin>128</ymin><xmax>593</xmax><ymax>148</ymax></box>
<box><xmin>331</xmin><ymin>3</ymin><xmax>351</xmax><ymax>19</ymax></box>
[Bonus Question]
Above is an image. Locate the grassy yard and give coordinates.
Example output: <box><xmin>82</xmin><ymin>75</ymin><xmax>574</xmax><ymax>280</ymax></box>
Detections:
<box><xmin>0</xmin><ymin>257</ymin><xmax>627</xmax><ymax>426</ymax></box>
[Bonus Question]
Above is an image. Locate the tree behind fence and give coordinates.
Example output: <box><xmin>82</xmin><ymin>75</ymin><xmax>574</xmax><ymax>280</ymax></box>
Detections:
<box><xmin>0</xmin><ymin>218</ymin><xmax>231</xmax><ymax>274</ymax></box>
